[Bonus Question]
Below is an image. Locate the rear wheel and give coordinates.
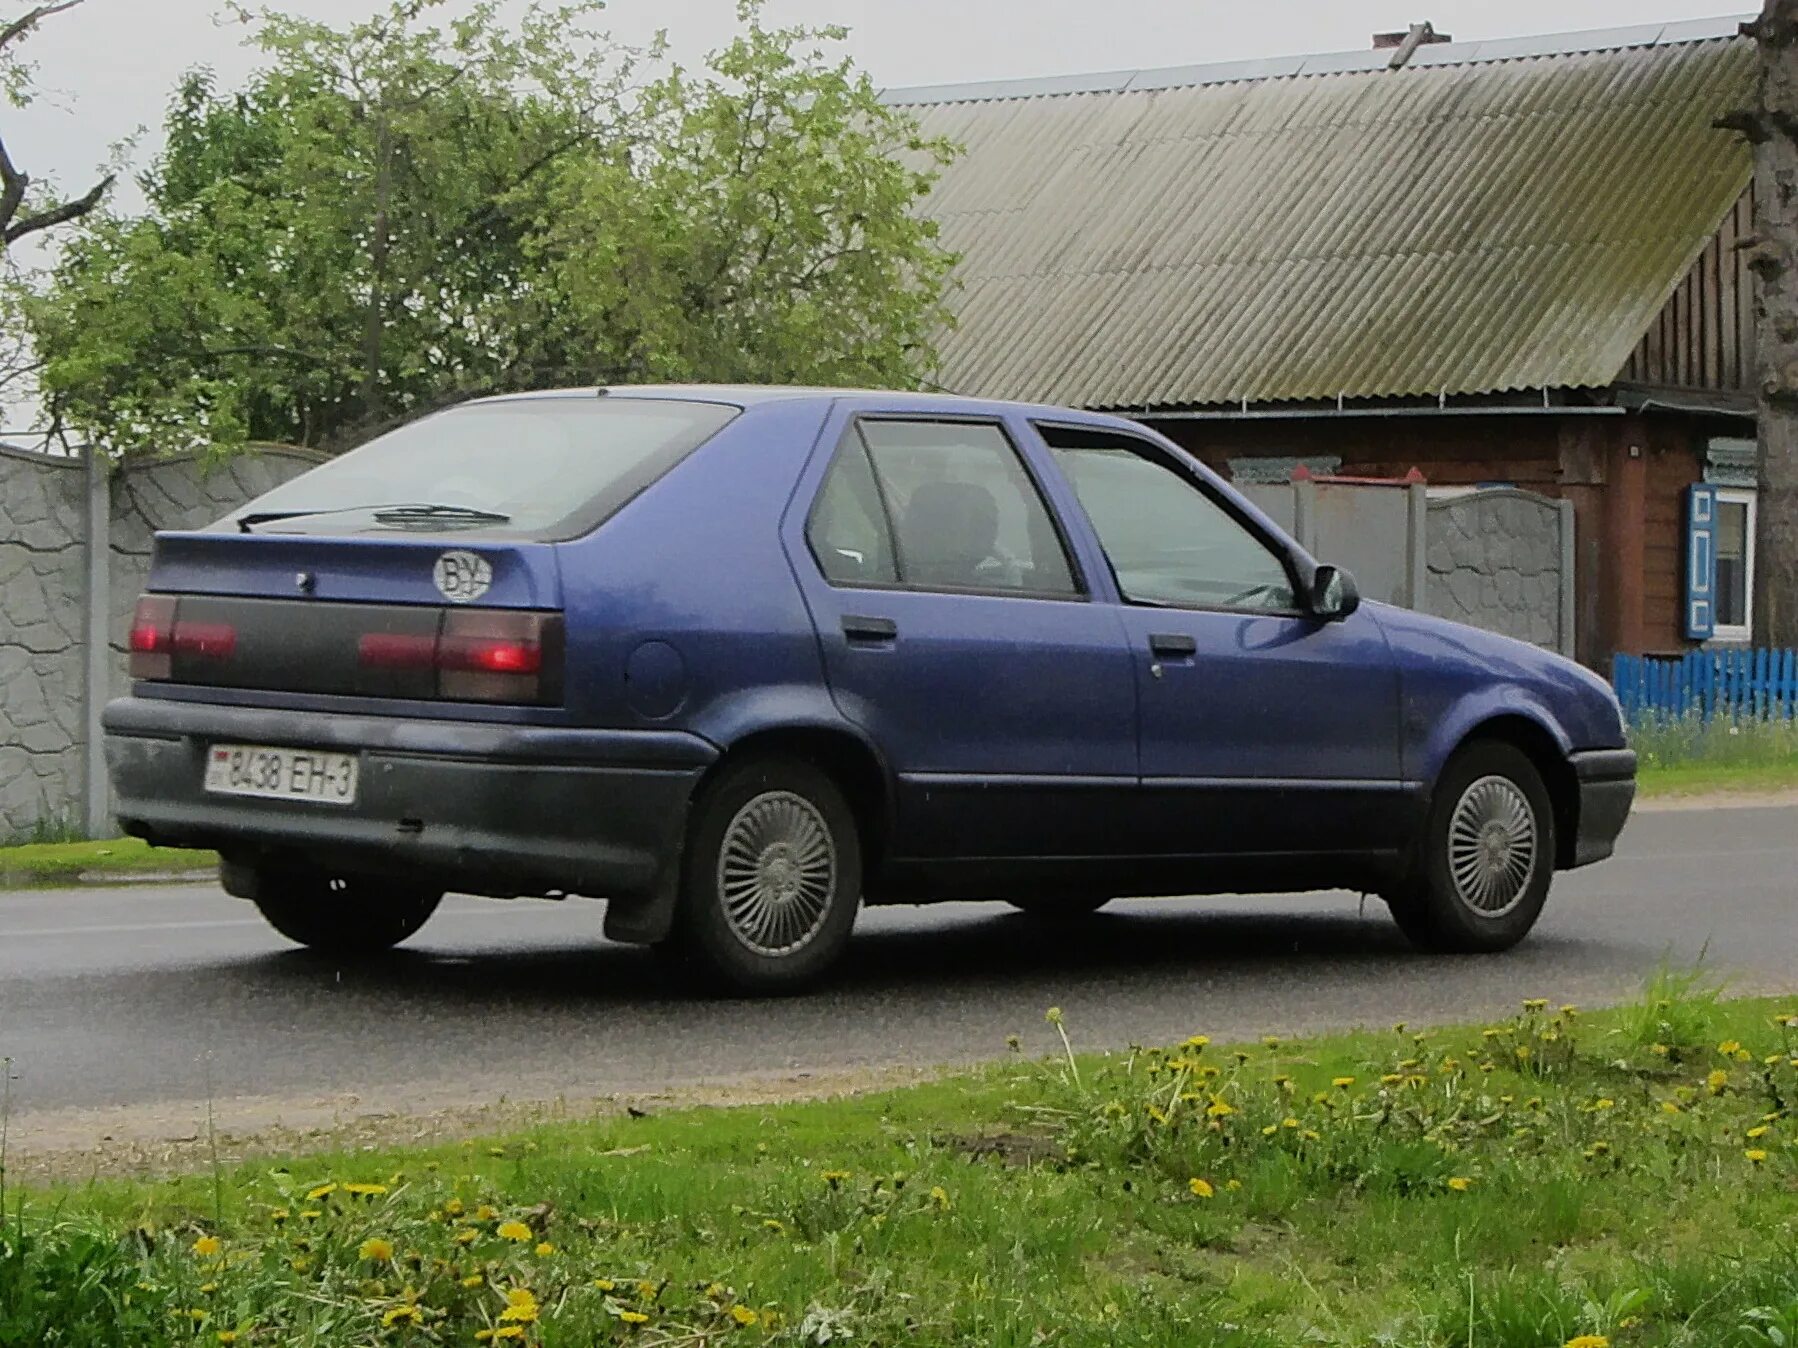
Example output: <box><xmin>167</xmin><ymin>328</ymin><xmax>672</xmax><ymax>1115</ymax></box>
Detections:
<box><xmin>1387</xmin><ymin>741</ymin><xmax>1554</xmax><ymax>953</ymax></box>
<box><xmin>248</xmin><ymin>868</ymin><xmax>442</xmax><ymax>955</ymax></box>
<box><xmin>1006</xmin><ymin>895</ymin><xmax>1112</xmax><ymax>919</ymax></box>
<box><xmin>663</xmin><ymin>758</ymin><xmax>862</xmax><ymax>996</ymax></box>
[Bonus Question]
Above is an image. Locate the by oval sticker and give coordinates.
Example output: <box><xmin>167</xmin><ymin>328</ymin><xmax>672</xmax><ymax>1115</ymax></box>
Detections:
<box><xmin>433</xmin><ymin>550</ymin><xmax>493</xmax><ymax>603</ymax></box>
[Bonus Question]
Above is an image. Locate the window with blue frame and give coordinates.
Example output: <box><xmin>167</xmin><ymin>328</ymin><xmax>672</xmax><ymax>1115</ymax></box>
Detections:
<box><xmin>1685</xmin><ymin>446</ymin><xmax>1758</xmax><ymax>644</ymax></box>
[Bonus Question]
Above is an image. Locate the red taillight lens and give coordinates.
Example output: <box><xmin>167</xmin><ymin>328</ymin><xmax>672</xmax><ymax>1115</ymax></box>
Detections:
<box><xmin>172</xmin><ymin>620</ymin><xmax>237</xmax><ymax>660</ymax></box>
<box><xmin>355</xmin><ymin>610</ymin><xmax>560</xmax><ymax>704</ymax></box>
<box><xmin>128</xmin><ymin>595</ymin><xmax>177</xmax><ymax>679</ymax></box>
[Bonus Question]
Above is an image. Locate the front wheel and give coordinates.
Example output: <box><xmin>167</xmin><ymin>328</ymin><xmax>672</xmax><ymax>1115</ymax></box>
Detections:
<box><xmin>1387</xmin><ymin>741</ymin><xmax>1555</xmax><ymax>953</ymax></box>
<box><xmin>663</xmin><ymin>758</ymin><xmax>862</xmax><ymax>996</ymax></box>
<box><xmin>248</xmin><ymin>868</ymin><xmax>442</xmax><ymax>955</ymax></box>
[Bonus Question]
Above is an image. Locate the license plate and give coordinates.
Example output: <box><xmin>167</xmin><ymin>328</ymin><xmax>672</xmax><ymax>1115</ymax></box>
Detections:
<box><xmin>204</xmin><ymin>744</ymin><xmax>359</xmax><ymax>805</ymax></box>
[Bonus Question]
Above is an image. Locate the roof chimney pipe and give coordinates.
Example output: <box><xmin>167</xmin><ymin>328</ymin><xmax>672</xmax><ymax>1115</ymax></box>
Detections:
<box><xmin>1374</xmin><ymin>21</ymin><xmax>1451</xmax><ymax>68</ymax></box>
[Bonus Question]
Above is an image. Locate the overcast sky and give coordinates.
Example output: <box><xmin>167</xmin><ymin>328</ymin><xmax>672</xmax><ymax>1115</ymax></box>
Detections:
<box><xmin>6</xmin><ymin>0</ymin><xmax>1749</xmax><ymax>212</ymax></box>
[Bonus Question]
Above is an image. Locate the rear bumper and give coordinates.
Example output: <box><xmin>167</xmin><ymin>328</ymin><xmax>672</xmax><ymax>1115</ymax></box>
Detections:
<box><xmin>1568</xmin><ymin>747</ymin><xmax>1637</xmax><ymax>868</ymax></box>
<box><xmin>102</xmin><ymin>696</ymin><xmax>716</xmax><ymax>898</ymax></box>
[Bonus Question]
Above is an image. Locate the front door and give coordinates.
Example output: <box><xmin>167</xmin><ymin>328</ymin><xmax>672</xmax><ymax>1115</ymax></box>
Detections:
<box><xmin>1031</xmin><ymin>422</ymin><xmax>1405</xmax><ymax>858</ymax></box>
<box><xmin>786</xmin><ymin>411</ymin><xmax>1137</xmax><ymax>862</ymax></box>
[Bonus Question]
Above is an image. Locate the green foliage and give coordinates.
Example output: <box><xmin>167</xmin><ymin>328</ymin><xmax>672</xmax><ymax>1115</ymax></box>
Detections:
<box><xmin>1632</xmin><ymin>713</ymin><xmax>1798</xmax><ymax>796</ymax></box>
<box><xmin>29</xmin><ymin>0</ymin><xmax>958</xmax><ymax>459</ymax></box>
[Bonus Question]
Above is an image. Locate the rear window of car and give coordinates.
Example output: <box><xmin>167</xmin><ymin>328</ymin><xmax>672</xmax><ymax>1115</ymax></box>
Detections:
<box><xmin>217</xmin><ymin>397</ymin><xmax>740</xmax><ymax>539</ymax></box>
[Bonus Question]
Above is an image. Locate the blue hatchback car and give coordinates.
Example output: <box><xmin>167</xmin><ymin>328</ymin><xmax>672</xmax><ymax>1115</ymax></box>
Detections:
<box><xmin>105</xmin><ymin>386</ymin><xmax>1636</xmax><ymax>993</ymax></box>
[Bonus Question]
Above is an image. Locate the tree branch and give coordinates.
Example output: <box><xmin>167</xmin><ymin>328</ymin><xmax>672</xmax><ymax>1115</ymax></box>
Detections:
<box><xmin>196</xmin><ymin>343</ymin><xmax>333</xmax><ymax>366</ymax></box>
<box><xmin>0</xmin><ymin>0</ymin><xmax>84</xmax><ymax>55</ymax></box>
<box><xmin>3</xmin><ymin>172</ymin><xmax>113</xmax><ymax>243</ymax></box>
<box><xmin>0</xmin><ymin>133</ymin><xmax>27</xmax><ymax>230</ymax></box>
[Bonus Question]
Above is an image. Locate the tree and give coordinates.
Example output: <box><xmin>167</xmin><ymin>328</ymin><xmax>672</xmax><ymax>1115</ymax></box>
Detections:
<box><xmin>1742</xmin><ymin>1</ymin><xmax>1798</xmax><ymax>645</ymax></box>
<box><xmin>0</xmin><ymin>1</ymin><xmax>114</xmax><ymax>249</ymax></box>
<box><xmin>30</xmin><ymin>0</ymin><xmax>959</xmax><ymax>458</ymax></box>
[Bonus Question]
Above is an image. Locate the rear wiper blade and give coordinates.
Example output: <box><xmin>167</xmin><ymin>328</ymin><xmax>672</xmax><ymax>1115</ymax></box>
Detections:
<box><xmin>237</xmin><ymin>502</ymin><xmax>510</xmax><ymax>533</ymax></box>
<box><xmin>370</xmin><ymin>504</ymin><xmax>511</xmax><ymax>525</ymax></box>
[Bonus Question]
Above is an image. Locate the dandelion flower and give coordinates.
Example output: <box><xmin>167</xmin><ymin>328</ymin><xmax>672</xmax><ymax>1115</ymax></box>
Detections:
<box><xmin>1522</xmin><ymin>998</ymin><xmax>1548</xmax><ymax>1011</ymax></box>
<box><xmin>495</xmin><ymin>1221</ymin><xmax>532</xmax><ymax>1243</ymax></box>
<box><xmin>761</xmin><ymin>1220</ymin><xmax>784</xmax><ymax>1235</ymax></box>
<box><xmin>305</xmin><ymin>1183</ymin><xmax>337</xmax><ymax>1201</ymax></box>
<box><xmin>1747</xmin><ymin>1149</ymin><xmax>1769</xmax><ymax>1164</ymax></box>
<box><xmin>730</xmin><ymin>1304</ymin><xmax>759</xmax><ymax>1326</ymax></box>
<box><xmin>1331</xmin><ymin>1076</ymin><xmax>1355</xmax><ymax>1089</ymax></box>
<box><xmin>462</xmin><ymin>1275</ymin><xmax>485</xmax><ymax>1289</ymax></box>
<box><xmin>1446</xmin><ymin>1177</ymin><xmax>1473</xmax><ymax>1192</ymax></box>
<box><xmin>1650</xmin><ymin>1043</ymin><xmax>1670</xmax><ymax>1057</ymax></box>
<box><xmin>617</xmin><ymin>1309</ymin><xmax>651</xmax><ymax>1325</ymax></box>
<box><xmin>199</xmin><ymin>1283</ymin><xmax>219</xmax><ymax>1294</ymax></box>
<box><xmin>381</xmin><ymin>1305</ymin><xmax>422</xmax><ymax>1328</ymax></box>
<box><xmin>191</xmin><ymin>1236</ymin><xmax>222</xmax><ymax>1258</ymax></box>
<box><xmin>346</xmin><ymin>1182</ymin><xmax>389</xmax><ymax>1198</ymax></box>
<box><xmin>1225</xmin><ymin>1179</ymin><xmax>1242</xmax><ymax>1191</ymax></box>
<box><xmin>1183</xmin><ymin>1034</ymin><xmax>1210</xmax><ymax>1050</ymax></box>
<box><xmin>474</xmin><ymin>1205</ymin><xmax>499</xmax><ymax>1223</ymax></box>
<box><xmin>1748</xmin><ymin>1125</ymin><xmax>1771</xmax><ymax>1139</ymax></box>
<box><xmin>492</xmin><ymin>1330</ymin><xmax>525</xmax><ymax>1342</ymax></box>
<box><xmin>533</xmin><ymin>1240</ymin><xmax>554</xmax><ymax>1256</ymax></box>
<box><xmin>1707</xmin><ymin>1069</ymin><xmax>1729</xmax><ymax>1094</ymax></box>
<box><xmin>1719</xmin><ymin>1040</ymin><xmax>1743</xmax><ymax>1056</ymax></box>
<box><xmin>453</xmin><ymin>1228</ymin><xmax>480</xmax><ymax>1246</ymax></box>
<box><xmin>1662</xmin><ymin>1101</ymin><xmax>1682</xmax><ymax>1114</ymax></box>
<box><xmin>821</xmin><ymin>1170</ymin><xmax>851</xmax><ymax>1186</ymax></box>
<box><xmin>499</xmin><ymin>1288</ymin><xmax>539</xmax><ymax>1324</ymax></box>
<box><xmin>1205</xmin><ymin>1097</ymin><xmax>1236</xmax><ymax>1119</ymax></box>
<box><xmin>1044</xmin><ymin>1007</ymin><xmax>1064</xmax><ymax>1025</ymax></box>
<box><xmin>929</xmin><ymin>1185</ymin><xmax>951</xmax><ymax>1210</ymax></box>
<box><xmin>1188</xmin><ymin>1178</ymin><xmax>1215</xmax><ymax>1198</ymax></box>
<box><xmin>1261</xmin><ymin>1124</ymin><xmax>1278</xmax><ymax>1137</ymax></box>
<box><xmin>443</xmin><ymin>1199</ymin><xmax>464</xmax><ymax>1217</ymax></box>
<box><xmin>1564</xmin><ymin>1337</ymin><xmax>1610</xmax><ymax>1348</ymax></box>
<box><xmin>359</xmin><ymin>1238</ymin><xmax>395</xmax><ymax>1262</ymax></box>
<box><xmin>217</xmin><ymin>1334</ymin><xmax>239</xmax><ymax>1345</ymax></box>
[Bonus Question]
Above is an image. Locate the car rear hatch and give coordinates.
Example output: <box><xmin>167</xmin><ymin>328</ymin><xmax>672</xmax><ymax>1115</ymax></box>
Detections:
<box><xmin>130</xmin><ymin>532</ymin><xmax>564</xmax><ymax>707</ymax></box>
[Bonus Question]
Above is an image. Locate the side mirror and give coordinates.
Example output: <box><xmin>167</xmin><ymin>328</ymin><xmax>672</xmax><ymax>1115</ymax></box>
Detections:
<box><xmin>1310</xmin><ymin>564</ymin><xmax>1360</xmax><ymax>621</ymax></box>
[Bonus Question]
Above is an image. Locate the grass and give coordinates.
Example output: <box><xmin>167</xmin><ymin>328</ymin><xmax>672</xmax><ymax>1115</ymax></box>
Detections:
<box><xmin>4</xmin><ymin>988</ymin><xmax>1796</xmax><ymax>1346</ymax></box>
<box><xmin>1632</xmin><ymin>714</ymin><xmax>1798</xmax><ymax>798</ymax></box>
<box><xmin>0</xmin><ymin>837</ymin><xmax>216</xmax><ymax>888</ymax></box>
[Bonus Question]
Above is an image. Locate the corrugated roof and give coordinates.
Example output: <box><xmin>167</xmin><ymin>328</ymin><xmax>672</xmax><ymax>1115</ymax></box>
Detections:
<box><xmin>886</xmin><ymin>20</ymin><xmax>1756</xmax><ymax>408</ymax></box>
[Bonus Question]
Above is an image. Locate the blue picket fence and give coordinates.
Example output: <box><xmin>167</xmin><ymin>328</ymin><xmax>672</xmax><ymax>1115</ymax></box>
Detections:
<box><xmin>1612</xmin><ymin>648</ymin><xmax>1798</xmax><ymax>722</ymax></box>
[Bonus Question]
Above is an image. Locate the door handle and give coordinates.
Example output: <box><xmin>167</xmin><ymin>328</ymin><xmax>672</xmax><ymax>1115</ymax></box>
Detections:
<box><xmin>1148</xmin><ymin>632</ymin><xmax>1197</xmax><ymax>658</ymax></box>
<box><xmin>842</xmin><ymin>615</ymin><xmax>898</xmax><ymax>643</ymax></box>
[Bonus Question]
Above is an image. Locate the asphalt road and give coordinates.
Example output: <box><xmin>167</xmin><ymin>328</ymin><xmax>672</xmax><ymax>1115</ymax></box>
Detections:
<box><xmin>2</xmin><ymin>802</ymin><xmax>1794</xmax><ymax>1135</ymax></box>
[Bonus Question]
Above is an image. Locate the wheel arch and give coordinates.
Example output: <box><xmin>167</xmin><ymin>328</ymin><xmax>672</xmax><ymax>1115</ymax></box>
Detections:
<box><xmin>703</xmin><ymin>722</ymin><xmax>894</xmax><ymax>873</ymax></box>
<box><xmin>1441</xmin><ymin>714</ymin><xmax>1580</xmax><ymax>870</ymax></box>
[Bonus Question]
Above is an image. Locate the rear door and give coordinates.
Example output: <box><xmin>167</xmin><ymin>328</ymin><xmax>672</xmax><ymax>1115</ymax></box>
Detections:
<box><xmin>784</xmin><ymin>408</ymin><xmax>1137</xmax><ymax>862</ymax></box>
<box><xmin>1030</xmin><ymin>422</ymin><xmax>1405</xmax><ymax>857</ymax></box>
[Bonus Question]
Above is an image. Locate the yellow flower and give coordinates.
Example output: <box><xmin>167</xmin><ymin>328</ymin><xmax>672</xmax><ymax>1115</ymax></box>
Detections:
<box><xmin>1707</xmin><ymin>1069</ymin><xmax>1729</xmax><ymax>1094</ymax></box>
<box><xmin>382</xmin><ymin>1305</ymin><xmax>422</xmax><ymax>1328</ymax></box>
<box><xmin>269</xmin><ymin>1208</ymin><xmax>289</xmax><ymax>1224</ymax></box>
<box><xmin>1331</xmin><ymin>1076</ymin><xmax>1355</xmax><ymax>1089</ymax></box>
<box><xmin>1522</xmin><ymin>998</ymin><xmax>1548</xmax><ymax>1011</ymax></box>
<box><xmin>617</xmin><ymin>1310</ymin><xmax>651</xmax><ymax>1325</ymax></box>
<box><xmin>1182</xmin><ymin>1034</ymin><xmax>1210</xmax><ymax>1050</ymax></box>
<box><xmin>1746</xmin><ymin>1148</ymin><xmax>1769</xmax><ymax>1164</ymax></box>
<box><xmin>499</xmin><ymin>1288</ymin><xmax>539</xmax><ymax>1324</ymax></box>
<box><xmin>305</xmin><ymin>1183</ymin><xmax>337</xmax><ymax>1201</ymax></box>
<box><xmin>1446</xmin><ymin>1177</ymin><xmax>1473</xmax><ymax>1192</ymax></box>
<box><xmin>1662</xmin><ymin>1101</ymin><xmax>1682</xmax><ymax>1115</ymax></box>
<box><xmin>474</xmin><ymin>1205</ymin><xmax>499</xmax><ymax>1223</ymax></box>
<box><xmin>1748</xmin><ymin>1125</ymin><xmax>1771</xmax><ymax>1139</ymax></box>
<box><xmin>1564</xmin><ymin>1337</ymin><xmax>1610</xmax><ymax>1348</ymax></box>
<box><xmin>199</xmin><ymin>1282</ymin><xmax>218</xmax><ymax>1294</ymax></box>
<box><xmin>760</xmin><ymin>1220</ymin><xmax>784</xmax><ymax>1235</ymax></box>
<box><xmin>462</xmin><ymin>1275</ymin><xmax>484</xmax><ymax>1289</ymax></box>
<box><xmin>1147</xmin><ymin>1105</ymin><xmax>1169</xmax><ymax>1125</ymax></box>
<box><xmin>594</xmin><ymin>1278</ymin><xmax>617</xmax><ymax>1291</ymax></box>
<box><xmin>821</xmin><ymin>1169</ymin><xmax>852</xmax><ymax>1186</ymax></box>
<box><xmin>730</xmin><ymin>1304</ymin><xmax>759</xmax><ymax>1326</ymax></box>
<box><xmin>1188</xmin><ymin>1177</ymin><xmax>1215</xmax><ymax>1198</ymax></box>
<box><xmin>1044</xmin><ymin>1006</ymin><xmax>1063</xmax><ymax>1025</ymax></box>
<box><xmin>217</xmin><ymin>1334</ymin><xmax>239</xmax><ymax>1345</ymax></box>
<box><xmin>443</xmin><ymin>1198</ymin><xmax>464</xmax><ymax>1217</ymax></box>
<box><xmin>453</xmin><ymin>1228</ymin><xmax>479</xmax><ymax>1246</ymax></box>
<box><xmin>495</xmin><ymin>1221</ymin><xmax>532</xmax><ymax>1243</ymax></box>
<box><xmin>299</xmin><ymin>1210</ymin><xmax>321</xmax><ymax>1221</ymax></box>
<box><xmin>636</xmin><ymin>1281</ymin><xmax>658</xmax><ymax>1300</ymax></box>
<box><xmin>1225</xmin><ymin>1179</ymin><xmax>1242</xmax><ymax>1191</ymax></box>
<box><xmin>475</xmin><ymin>1334</ymin><xmax>496</xmax><ymax>1345</ymax></box>
<box><xmin>1719</xmin><ymin>1040</ymin><xmax>1743</xmax><ymax>1056</ymax></box>
<box><xmin>1301</xmin><ymin>1129</ymin><xmax>1321</xmax><ymax>1142</ymax></box>
<box><xmin>345</xmin><ymin>1182</ymin><xmax>389</xmax><ymax>1198</ymax></box>
<box><xmin>1593</xmin><ymin>1098</ymin><xmax>1615</xmax><ymax>1111</ymax></box>
<box><xmin>1380</xmin><ymin>1073</ymin><xmax>1403</xmax><ymax>1085</ymax></box>
<box><xmin>492</xmin><ymin>1330</ymin><xmax>525</xmax><ymax>1343</ymax></box>
<box><xmin>1650</xmin><ymin>1043</ymin><xmax>1670</xmax><ymax>1057</ymax></box>
<box><xmin>1261</xmin><ymin>1124</ymin><xmax>1278</xmax><ymax>1137</ymax></box>
<box><xmin>191</xmin><ymin>1236</ymin><xmax>222</xmax><ymax>1258</ymax></box>
<box><xmin>929</xmin><ymin>1185</ymin><xmax>951</xmax><ymax>1210</ymax></box>
<box><xmin>1205</xmin><ymin>1097</ymin><xmax>1236</xmax><ymax>1119</ymax></box>
<box><xmin>359</xmin><ymin>1238</ymin><xmax>395</xmax><ymax>1262</ymax></box>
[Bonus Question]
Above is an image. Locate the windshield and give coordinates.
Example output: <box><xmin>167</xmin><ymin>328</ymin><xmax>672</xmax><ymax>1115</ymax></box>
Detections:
<box><xmin>217</xmin><ymin>397</ymin><xmax>740</xmax><ymax>538</ymax></box>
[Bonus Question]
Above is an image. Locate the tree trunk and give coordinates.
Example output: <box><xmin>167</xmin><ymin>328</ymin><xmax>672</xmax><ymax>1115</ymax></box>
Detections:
<box><xmin>1752</xmin><ymin>0</ymin><xmax>1798</xmax><ymax>647</ymax></box>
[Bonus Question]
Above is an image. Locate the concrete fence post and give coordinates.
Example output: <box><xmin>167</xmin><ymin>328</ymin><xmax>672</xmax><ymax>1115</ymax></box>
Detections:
<box><xmin>1292</xmin><ymin>477</ymin><xmax>1317</xmax><ymax>555</ymax></box>
<box><xmin>1405</xmin><ymin>481</ymin><xmax>1428</xmax><ymax>609</ymax></box>
<box><xmin>1557</xmin><ymin>497</ymin><xmax>1577</xmax><ymax>660</ymax></box>
<box><xmin>82</xmin><ymin>448</ymin><xmax>110</xmax><ymax>836</ymax></box>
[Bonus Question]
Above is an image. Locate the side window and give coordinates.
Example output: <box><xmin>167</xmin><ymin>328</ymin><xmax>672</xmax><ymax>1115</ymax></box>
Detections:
<box><xmin>857</xmin><ymin>419</ymin><xmax>1077</xmax><ymax>596</ymax></box>
<box><xmin>1038</xmin><ymin>426</ymin><xmax>1296</xmax><ymax>612</ymax></box>
<box><xmin>807</xmin><ymin>434</ymin><xmax>898</xmax><ymax>584</ymax></box>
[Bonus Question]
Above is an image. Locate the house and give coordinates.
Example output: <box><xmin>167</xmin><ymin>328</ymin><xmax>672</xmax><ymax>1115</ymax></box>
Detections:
<box><xmin>885</xmin><ymin>17</ymin><xmax>1761</xmax><ymax>667</ymax></box>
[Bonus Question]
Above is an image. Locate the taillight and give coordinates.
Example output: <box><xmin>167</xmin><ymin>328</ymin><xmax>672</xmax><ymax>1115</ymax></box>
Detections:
<box><xmin>128</xmin><ymin>595</ymin><xmax>177</xmax><ymax>679</ymax></box>
<box><xmin>356</xmin><ymin>610</ymin><xmax>559</xmax><ymax>704</ymax></box>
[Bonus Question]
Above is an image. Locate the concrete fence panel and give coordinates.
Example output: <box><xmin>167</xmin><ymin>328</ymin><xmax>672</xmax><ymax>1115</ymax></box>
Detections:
<box><xmin>1423</xmin><ymin>488</ymin><xmax>1575</xmax><ymax>657</ymax></box>
<box><xmin>0</xmin><ymin>446</ymin><xmax>324</xmax><ymax>839</ymax></box>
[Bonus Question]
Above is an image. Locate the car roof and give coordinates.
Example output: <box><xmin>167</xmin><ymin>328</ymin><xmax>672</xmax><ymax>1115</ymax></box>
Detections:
<box><xmin>470</xmin><ymin>383</ymin><xmax>1150</xmax><ymax>429</ymax></box>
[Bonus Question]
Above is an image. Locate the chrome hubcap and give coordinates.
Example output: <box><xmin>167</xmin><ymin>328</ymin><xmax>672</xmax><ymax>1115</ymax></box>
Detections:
<box><xmin>1447</xmin><ymin>775</ymin><xmax>1538</xmax><ymax>916</ymax></box>
<box><xmin>717</xmin><ymin>791</ymin><xmax>837</xmax><ymax>956</ymax></box>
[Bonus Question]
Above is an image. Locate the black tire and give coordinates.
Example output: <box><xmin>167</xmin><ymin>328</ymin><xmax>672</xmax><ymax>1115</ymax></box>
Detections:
<box><xmin>662</xmin><ymin>757</ymin><xmax>862</xmax><ymax>996</ymax></box>
<box><xmin>1387</xmin><ymin>741</ymin><xmax>1555</xmax><ymax>953</ymax></box>
<box><xmin>249</xmin><ymin>868</ymin><xmax>443</xmax><ymax>955</ymax></box>
<box><xmin>1006</xmin><ymin>895</ymin><xmax>1112</xmax><ymax>919</ymax></box>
